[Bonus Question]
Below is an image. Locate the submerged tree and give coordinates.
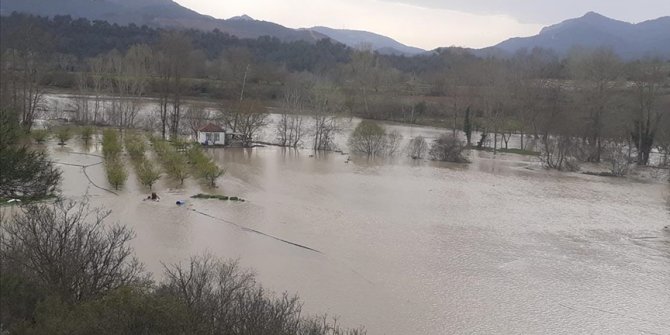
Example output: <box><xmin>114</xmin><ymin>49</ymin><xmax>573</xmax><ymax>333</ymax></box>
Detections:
<box><xmin>348</xmin><ymin>120</ymin><xmax>387</xmax><ymax>157</ymax></box>
<box><xmin>407</xmin><ymin>136</ymin><xmax>429</xmax><ymax>159</ymax></box>
<box><xmin>429</xmin><ymin>133</ymin><xmax>469</xmax><ymax>163</ymax></box>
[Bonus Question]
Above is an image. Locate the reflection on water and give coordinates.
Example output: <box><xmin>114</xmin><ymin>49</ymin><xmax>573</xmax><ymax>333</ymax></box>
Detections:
<box><xmin>47</xmin><ymin>118</ymin><xmax>670</xmax><ymax>334</ymax></box>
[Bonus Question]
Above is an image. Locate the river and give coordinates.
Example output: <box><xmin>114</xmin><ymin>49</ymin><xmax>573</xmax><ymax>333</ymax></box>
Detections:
<box><xmin>44</xmin><ymin>94</ymin><xmax>670</xmax><ymax>334</ymax></box>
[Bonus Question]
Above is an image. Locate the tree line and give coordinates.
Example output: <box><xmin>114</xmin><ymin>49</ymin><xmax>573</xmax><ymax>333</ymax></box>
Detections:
<box><xmin>1</xmin><ymin>13</ymin><xmax>669</xmax><ymax>169</ymax></box>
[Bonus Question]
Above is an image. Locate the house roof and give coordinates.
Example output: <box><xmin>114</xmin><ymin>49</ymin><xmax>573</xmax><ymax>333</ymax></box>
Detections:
<box><xmin>198</xmin><ymin>123</ymin><xmax>225</xmax><ymax>132</ymax></box>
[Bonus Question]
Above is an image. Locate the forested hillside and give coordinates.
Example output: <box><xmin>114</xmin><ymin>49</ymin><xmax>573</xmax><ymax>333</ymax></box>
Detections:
<box><xmin>2</xmin><ymin>13</ymin><xmax>669</xmax><ymax>167</ymax></box>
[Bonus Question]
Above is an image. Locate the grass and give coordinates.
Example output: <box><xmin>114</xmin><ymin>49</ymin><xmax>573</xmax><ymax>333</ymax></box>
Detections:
<box><xmin>470</xmin><ymin>146</ymin><xmax>540</xmax><ymax>156</ymax></box>
<box><xmin>191</xmin><ymin>193</ymin><xmax>245</xmax><ymax>202</ymax></box>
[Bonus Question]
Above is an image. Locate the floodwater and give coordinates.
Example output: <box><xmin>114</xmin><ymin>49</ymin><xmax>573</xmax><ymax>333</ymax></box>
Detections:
<box><xmin>43</xmin><ymin>97</ymin><xmax>670</xmax><ymax>334</ymax></box>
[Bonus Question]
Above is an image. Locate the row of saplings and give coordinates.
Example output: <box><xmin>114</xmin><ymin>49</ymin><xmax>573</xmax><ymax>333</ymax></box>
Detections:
<box><xmin>348</xmin><ymin>120</ymin><xmax>469</xmax><ymax>163</ymax></box>
<box><xmin>99</xmin><ymin>130</ymin><xmax>226</xmax><ymax>190</ymax></box>
<box><xmin>149</xmin><ymin>136</ymin><xmax>226</xmax><ymax>187</ymax></box>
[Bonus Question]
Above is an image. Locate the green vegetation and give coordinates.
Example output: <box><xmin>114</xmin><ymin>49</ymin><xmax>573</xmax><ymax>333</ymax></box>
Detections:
<box><xmin>105</xmin><ymin>158</ymin><xmax>127</xmax><ymax>190</ymax></box>
<box><xmin>136</xmin><ymin>159</ymin><xmax>161</xmax><ymax>190</ymax></box>
<box><xmin>150</xmin><ymin>137</ymin><xmax>190</xmax><ymax>185</ymax></box>
<box><xmin>0</xmin><ymin>200</ymin><xmax>365</xmax><ymax>334</ymax></box>
<box><xmin>0</xmin><ymin>111</ymin><xmax>61</xmax><ymax>200</ymax></box>
<box><xmin>31</xmin><ymin>129</ymin><xmax>49</xmax><ymax>143</ymax></box>
<box><xmin>80</xmin><ymin>126</ymin><xmax>94</xmax><ymax>143</ymax></box>
<box><xmin>472</xmin><ymin>146</ymin><xmax>541</xmax><ymax>156</ymax></box>
<box><xmin>102</xmin><ymin>129</ymin><xmax>127</xmax><ymax>190</ymax></box>
<box><xmin>56</xmin><ymin>127</ymin><xmax>72</xmax><ymax>145</ymax></box>
<box><xmin>348</xmin><ymin>120</ymin><xmax>402</xmax><ymax>157</ymax></box>
<box><xmin>191</xmin><ymin>193</ymin><xmax>245</xmax><ymax>202</ymax></box>
<box><xmin>102</xmin><ymin>129</ymin><xmax>122</xmax><ymax>158</ymax></box>
<box><xmin>1</xmin><ymin>13</ymin><xmax>669</xmax><ymax>170</ymax></box>
<box><xmin>124</xmin><ymin>133</ymin><xmax>162</xmax><ymax>189</ymax></box>
<box><xmin>187</xmin><ymin>146</ymin><xmax>226</xmax><ymax>187</ymax></box>
<box><xmin>429</xmin><ymin>134</ymin><xmax>469</xmax><ymax>163</ymax></box>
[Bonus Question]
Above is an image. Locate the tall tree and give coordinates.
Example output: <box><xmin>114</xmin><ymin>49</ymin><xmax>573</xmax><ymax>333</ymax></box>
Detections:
<box><xmin>628</xmin><ymin>59</ymin><xmax>668</xmax><ymax>165</ymax></box>
<box><xmin>567</xmin><ymin>47</ymin><xmax>622</xmax><ymax>162</ymax></box>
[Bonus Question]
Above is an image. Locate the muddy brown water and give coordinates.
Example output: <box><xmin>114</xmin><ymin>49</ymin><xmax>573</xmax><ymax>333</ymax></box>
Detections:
<box><xmin>44</xmin><ymin>119</ymin><xmax>669</xmax><ymax>334</ymax></box>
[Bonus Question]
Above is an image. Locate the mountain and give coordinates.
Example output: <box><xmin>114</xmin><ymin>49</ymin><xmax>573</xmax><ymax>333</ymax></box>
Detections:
<box><xmin>309</xmin><ymin>26</ymin><xmax>425</xmax><ymax>55</ymax></box>
<box><xmin>489</xmin><ymin>12</ymin><xmax>670</xmax><ymax>59</ymax></box>
<box><xmin>0</xmin><ymin>0</ymin><xmax>327</xmax><ymax>42</ymax></box>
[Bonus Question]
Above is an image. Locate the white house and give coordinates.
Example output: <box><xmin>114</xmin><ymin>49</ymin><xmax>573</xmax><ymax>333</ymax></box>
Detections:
<box><xmin>197</xmin><ymin>123</ymin><xmax>226</xmax><ymax>146</ymax></box>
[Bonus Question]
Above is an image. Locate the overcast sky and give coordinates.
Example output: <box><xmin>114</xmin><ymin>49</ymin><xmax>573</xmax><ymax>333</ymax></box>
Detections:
<box><xmin>174</xmin><ymin>0</ymin><xmax>670</xmax><ymax>50</ymax></box>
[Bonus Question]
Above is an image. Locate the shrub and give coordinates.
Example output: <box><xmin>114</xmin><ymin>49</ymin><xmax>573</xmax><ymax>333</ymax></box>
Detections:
<box><xmin>102</xmin><ymin>129</ymin><xmax>122</xmax><ymax>159</ymax></box>
<box><xmin>188</xmin><ymin>146</ymin><xmax>226</xmax><ymax>187</ymax></box>
<box><xmin>540</xmin><ymin>136</ymin><xmax>580</xmax><ymax>171</ymax></box>
<box><xmin>106</xmin><ymin>158</ymin><xmax>127</xmax><ymax>190</ymax></box>
<box><xmin>429</xmin><ymin>134</ymin><xmax>469</xmax><ymax>163</ymax></box>
<box><xmin>165</xmin><ymin>153</ymin><xmax>189</xmax><ymax>185</ymax></box>
<box><xmin>406</xmin><ymin>136</ymin><xmax>428</xmax><ymax>159</ymax></box>
<box><xmin>603</xmin><ymin>142</ymin><xmax>631</xmax><ymax>176</ymax></box>
<box><xmin>31</xmin><ymin>129</ymin><xmax>50</xmax><ymax>143</ymax></box>
<box><xmin>137</xmin><ymin>159</ymin><xmax>161</xmax><ymax>190</ymax></box>
<box><xmin>124</xmin><ymin>134</ymin><xmax>146</xmax><ymax>162</ymax></box>
<box><xmin>348</xmin><ymin>120</ymin><xmax>387</xmax><ymax>156</ymax></box>
<box><xmin>56</xmin><ymin>127</ymin><xmax>72</xmax><ymax>145</ymax></box>
<box><xmin>80</xmin><ymin>126</ymin><xmax>94</xmax><ymax>143</ymax></box>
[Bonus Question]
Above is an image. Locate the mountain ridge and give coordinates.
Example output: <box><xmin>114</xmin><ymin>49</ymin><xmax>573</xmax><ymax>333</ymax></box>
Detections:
<box><xmin>490</xmin><ymin>12</ymin><xmax>670</xmax><ymax>59</ymax></box>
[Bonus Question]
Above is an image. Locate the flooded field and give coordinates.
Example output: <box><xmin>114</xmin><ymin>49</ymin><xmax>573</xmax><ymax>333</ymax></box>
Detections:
<box><xmin>46</xmin><ymin>132</ymin><xmax>669</xmax><ymax>335</ymax></box>
<box><xmin>43</xmin><ymin>95</ymin><xmax>670</xmax><ymax>334</ymax></box>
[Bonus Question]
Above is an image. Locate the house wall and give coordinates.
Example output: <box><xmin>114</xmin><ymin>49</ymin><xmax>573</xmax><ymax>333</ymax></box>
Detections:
<box><xmin>197</xmin><ymin>131</ymin><xmax>225</xmax><ymax>145</ymax></box>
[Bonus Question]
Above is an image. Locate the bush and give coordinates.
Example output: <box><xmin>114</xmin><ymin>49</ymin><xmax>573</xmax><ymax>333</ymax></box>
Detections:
<box><xmin>56</xmin><ymin>127</ymin><xmax>72</xmax><ymax>145</ymax></box>
<box><xmin>540</xmin><ymin>136</ymin><xmax>580</xmax><ymax>171</ymax></box>
<box><xmin>106</xmin><ymin>158</ymin><xmax>127</xmax><ymax>190</ymax></box>
<box><xmin>124</xmin><ymin>134</ymin><xmax>146</xmax><ymax>162</ymax></box>
<box><xmin>80</xmin><ymin>126</ymin><xmax>94</xmax><ymax>143</ymax></box>
<box><xmin>1</xmin><ymin>199</ymin><xmax>144</xmax><ymax>303</ymax></box>
<box><xmin>603</xmin><ymin>142</ymin><xmax>631</xmax><ymax>176</ymax></box>
<box><xmin>188</xmin><ymin>146</ymin><xmax>226</xmax><ymax>187</ymax></box>
<box><xmin>165</xmin><ymin>153</ymin><xmax>189</xmax><ymax>185</ymax></box>
<box><xmin>429</xmin><ymin>134</ymin><xmax>469</xmax><ymax>163</ymax></box>
<box><xmin>406</xmin><ymin>136</ymin><xmax>428</xmax><ymax>159</ymax></box>
<box><xmin>348</xmin><ymin>121</ymin><xmax>403</xmax><ymax>157</ymax></box>
<box><xmin>31</xmin><ymin>129</ymin><xmax>49</xmax><ymax>143</ymax></box>
<box><xmin>348</xmin><ymin>120</ymin><xmax>387</xmax><ymax>156</ymax></box>
<box><xmin>137</xmin><ymin>159</ymin><xmax>161</xmax><ymax>190</ymax></box>
<box><xmin>102</xmin><ymin>129</ymin><xmax>122</xmax><ymax>159</ymax></box>
<box><xmin>0</xmin><ymin>201</ymin><xmax>366</xmax><ymax>335</ymax></box>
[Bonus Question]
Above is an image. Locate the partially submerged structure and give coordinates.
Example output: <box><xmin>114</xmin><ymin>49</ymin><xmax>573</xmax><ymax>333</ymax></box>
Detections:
<box><xmin>197</xmin><ymin>123</ymin><xmax>225</xmax><ymax>146</ymax></box>
<box><xmin>196</xmin><ymin>123</ymin><xmax>246</xmax><ymax>146</ymax></box>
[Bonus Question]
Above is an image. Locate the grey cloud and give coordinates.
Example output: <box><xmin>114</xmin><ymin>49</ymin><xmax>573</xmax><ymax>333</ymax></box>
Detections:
<box><xmin>380</xmin><ymin>0</ymin><xmax>670</xmax><ymax>24</ymax></box>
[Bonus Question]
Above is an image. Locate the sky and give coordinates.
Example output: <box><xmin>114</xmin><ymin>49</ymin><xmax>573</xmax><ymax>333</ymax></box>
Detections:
<box><xmin>174</xmin><ymin>0</ymin><xmax>670</xmax><ymax>50</ymax></box>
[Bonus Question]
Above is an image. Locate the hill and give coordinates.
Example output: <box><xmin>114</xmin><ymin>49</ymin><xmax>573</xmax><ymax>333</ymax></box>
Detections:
<box><xmin>309</xmin><ymin>26</ymin><xmax>424</xmax><ymax>56</ymax></box>
<box><xmin>0</xmin><ymin>0</ymin><xmax>327</xmax><ymax>42</ymax></box>
<box><xmin>489</xmin><ymin>12</ymin><xmax>670</xmax><ymax>59</ymax></box>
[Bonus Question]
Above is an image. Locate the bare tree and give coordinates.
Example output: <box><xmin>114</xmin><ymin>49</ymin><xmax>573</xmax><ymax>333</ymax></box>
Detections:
<box><xmin>87</xmin><ymin>56</ymin><xmax>109</xmax><ymax>124</ymax></box>
<box><xmin>567</xmin><ymin>47</ymin><xmax>622</xmax><ymax>162</ymax></box>
<box><xmin>160</xmin><ymin>255</ymin><xmax>366</xmax><ymax>335</ymax></box>
<box><xmin>348</xmin><ymin>120</ymin><xmax>387</xmax><ymax>156</ymax></box>
<box><xmin>628</xmin><ymin>59</ymin><xmax>667</xmax><ymax>165</ymax></box>
<box><xmin>184</xmin><ymin>104</ymin><xmax>209</xmax><ymax>138</ymax></box>
<box><xmin>406</xmin><ymin>136</ymin><xmax>429</xmax><ymax>159</ymax></box>
<box><xmin>311</xmin><ymin>81</ymin><xmax>343</xmax><ymax>151</ymax></box>
<box><xmin>1</xmin><ymin>199</ymin><xmax>145</xmax><ymax>303</ymax></box>
<box><xmin>276</xmin><ymin>86</ymin><xmax>307</xmax><ymax>147</ymax></box>
<box><xmin>220</xmin><ymin>100</ymin><xmax>269</xmax><ymax>147</ymax></box>
<box><xmin>154</xmin><ymin>32</ymin><xmax>192</xmax><ymax>139</ymax></box>
<box><xmin>429</xmin><ymin>133</ymin><xmax>469</xmax><ymax>163</ymax></box>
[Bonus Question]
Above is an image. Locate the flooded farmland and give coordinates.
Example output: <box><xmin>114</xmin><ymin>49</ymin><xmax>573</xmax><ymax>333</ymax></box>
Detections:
<box><xmin>44</xmin><ymin>113</ymin><xmax>670</xmax><ymax>335</ymax></box>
